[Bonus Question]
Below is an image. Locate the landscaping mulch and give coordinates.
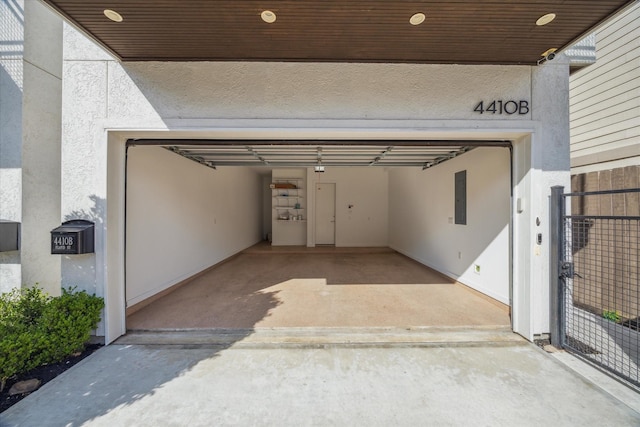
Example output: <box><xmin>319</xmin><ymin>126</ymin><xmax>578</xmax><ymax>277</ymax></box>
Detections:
<box><xmin>0</xmin><ymin>343</ymin><xmax>102</xmax><ymax>413</ymax></box>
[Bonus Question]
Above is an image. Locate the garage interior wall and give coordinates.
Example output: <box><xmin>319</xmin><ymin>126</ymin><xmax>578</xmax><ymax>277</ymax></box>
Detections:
<box><xmin>307</xmin><ymin>167</ymin><xmax>389</xmax><ymax>247</ymax></box>
<box><xmin>389</xmin><ymin>147</ymin><xmax>511</xmax><ymax>304</ymax></box>
<box><xmin>261</xmin><ymin>175</ymin><xmax>272</xmax><ymax>240</ymax></box>
<box><xmin>127</xmin><ymin>150</ymin><xmax>504</xmax><ymax>306</ymax></box>
<box><xmin>125</xmin><ymin>146</ymin><xmax>262</xmax><ymax>306</ymax></box>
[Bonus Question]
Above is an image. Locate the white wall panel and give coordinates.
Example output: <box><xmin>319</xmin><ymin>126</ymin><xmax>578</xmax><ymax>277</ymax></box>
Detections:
<box><xmin>126</xmin><ymin>147</ymin><xmax>262</xmax><ymax>306</ymax></box>
<box><xmin>309</xmin><ymin>167</ymin><xmax>389</xmax><ymax>247</ymax></box>
<box><xmin>389</xmin><ymin>147</ymin><xmax>510</xmax><ymax>303</ymax></box>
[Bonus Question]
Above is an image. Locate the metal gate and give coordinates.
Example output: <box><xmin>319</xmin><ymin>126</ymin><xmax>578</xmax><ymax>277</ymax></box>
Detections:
<box><xmin>551</xmin><ymin>186</ymin><xmax>640</xmax><ymax>388</ymax></box>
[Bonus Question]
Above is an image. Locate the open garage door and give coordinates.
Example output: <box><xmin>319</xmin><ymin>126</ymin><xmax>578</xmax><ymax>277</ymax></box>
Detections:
<box><xmin>129</xmin><ymin>139</ymin><xmax>511</xmax><ymax>169</ymax></box>
<box><xmin>123</xmin><ymin>139</ymin><xmax>513</xmax><ymax>335</ymax></box>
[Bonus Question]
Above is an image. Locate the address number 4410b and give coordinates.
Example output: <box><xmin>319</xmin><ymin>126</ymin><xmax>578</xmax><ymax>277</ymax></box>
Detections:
<box><xmin>474</xmin><ymin>100</ymin><xmax>530</xmax><ymax>115</ymax></box>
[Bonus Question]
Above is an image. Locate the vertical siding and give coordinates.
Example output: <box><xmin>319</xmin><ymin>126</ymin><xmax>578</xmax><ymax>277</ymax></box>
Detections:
<box><xmin>569</xmin><ymin>3</ymin><xmax>640</xmax><ymax>168</ymax></box>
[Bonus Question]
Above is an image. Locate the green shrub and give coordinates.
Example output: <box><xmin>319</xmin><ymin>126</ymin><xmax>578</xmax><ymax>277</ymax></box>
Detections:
<box><xmin>0</xmin><ymin>287</ymin><xmax>49</xmax><ymax>390</ymax></box>
<box><xmin>0</xmin><ymin>286</ymin><xmax>104</xmax><ymax>391</ymax></box>
<box><xmin>38</xmin><ymin>288</ymin><xmax>104</xmax><ymax>363</ymax></box>
<box><xmin>0</xmin><ymin>329</ymin><xmax>37</xmax><ymax>393</ymax></box>
<box><xmin>0</xmin><ymin>287</ymin><xmax>49</xmax><ymax>330</ymax></box>
<box><xmin>603</xmin><ymin>309</ymin><xmax>621</xmax><ymax>323</ymax></box>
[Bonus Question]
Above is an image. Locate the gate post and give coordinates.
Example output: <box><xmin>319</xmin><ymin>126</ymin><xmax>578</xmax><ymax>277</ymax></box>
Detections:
<box><xmin>549</xmin><ymin>186</ymin><xmax>565</xmax><ymax>347</ymax></box>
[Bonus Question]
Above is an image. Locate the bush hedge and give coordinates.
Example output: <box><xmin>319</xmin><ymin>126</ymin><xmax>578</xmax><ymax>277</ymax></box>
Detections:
<box><xmin>0</xmin><ymin>286</ymin><xmax>104</xmax><ymax>391</ymax></box>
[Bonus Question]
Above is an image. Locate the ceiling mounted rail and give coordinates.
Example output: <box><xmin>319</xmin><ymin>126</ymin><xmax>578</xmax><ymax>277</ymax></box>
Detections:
<box><xmin>129</xmin><ymin>139</ymin><xmax>511</xmax><ymax>147</ymax></box>
<box><xmin>128</xmin><ymin>139</ymin><xmax>511</xmax><ymax>170</ymax></box>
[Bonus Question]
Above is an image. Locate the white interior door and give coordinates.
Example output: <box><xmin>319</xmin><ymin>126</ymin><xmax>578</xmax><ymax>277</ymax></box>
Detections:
<box><xmin>316</xmin><ymin>183</ymin><xmax>336</xmax><ymax>245</ymax></box>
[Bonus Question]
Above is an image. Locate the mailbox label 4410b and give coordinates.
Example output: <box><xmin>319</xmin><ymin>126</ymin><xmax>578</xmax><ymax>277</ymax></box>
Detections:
<box><xmin>53</xmin><ymin>235</ymin><xmax>75</xmax><ymax>252</ymax></box>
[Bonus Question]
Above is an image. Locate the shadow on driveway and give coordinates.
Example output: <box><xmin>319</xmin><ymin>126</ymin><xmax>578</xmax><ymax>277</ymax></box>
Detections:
<box><xmin>2</xmin><ymin>342</ymin><xmax>640</xmax><ymax>426</ymax></box>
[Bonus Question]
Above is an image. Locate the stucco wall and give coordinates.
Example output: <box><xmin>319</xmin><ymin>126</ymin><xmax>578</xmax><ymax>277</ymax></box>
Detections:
<box><xmin>21</xmin><ymin>0</ymin><xmax>63</xmax><ymax>294</ymax></box>
<box><xmin>530</xmin><ymin>57</ymin><xmax>572</xmax><ymax>335</ymax></box>
<box><xmin>0</xmin><ymin>0</ymin><xmax>24</xmax><ymax>293</ymax></box>
<box><xmin>105</xmin><ymin>62</ymin><xmax>533</xmax><ymax>123</ymax></box>
<box><xmin>62</xmin><ymin>21</ymin><xmax>533</xmax><ymax>123</ymax></box>
<box><xmin>1</xmin><ymin>0</ymin><xmax>62</xmax><ymax>294</ymax></box>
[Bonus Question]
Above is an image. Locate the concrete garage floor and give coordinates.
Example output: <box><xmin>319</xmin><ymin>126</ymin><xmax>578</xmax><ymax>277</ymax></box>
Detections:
<box><xmin>127</xmin><ymin>245</ymin><xmax>510</xmax><ymax>330</ymax></box>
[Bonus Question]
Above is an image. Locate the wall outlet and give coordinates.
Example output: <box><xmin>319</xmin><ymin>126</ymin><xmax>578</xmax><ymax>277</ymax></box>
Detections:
<box><xmin>474</xmin><ymin>264</ymin><xmax>481</xmax><ymax>274</ymax></box>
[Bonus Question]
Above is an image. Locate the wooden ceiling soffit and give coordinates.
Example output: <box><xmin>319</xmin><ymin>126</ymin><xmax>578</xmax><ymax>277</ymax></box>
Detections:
<box><xmin>42</xmin><ymin>1</ymin><xmax>634</xmax><ymax>65</ymax></box>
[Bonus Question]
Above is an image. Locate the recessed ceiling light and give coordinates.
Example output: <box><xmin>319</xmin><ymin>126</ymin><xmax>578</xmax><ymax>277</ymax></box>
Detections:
<box><xmin>261</xmin><ymin>10</ymin><xmax>276</xmax><ymax>24</ymax></box>
<box><xmin>536</xmin><ymin>13</ymin><xmax>556</xmax><ymax>26</ymax></box>
<box><xmin>103</xmin><ymin>9</ymin><xmax>123</xmax><ymax>22</ymax></box>
<box><xmin>410</xmin><ymin>13</ymin><xmax>426</xmax><ymax>26</ymax></box>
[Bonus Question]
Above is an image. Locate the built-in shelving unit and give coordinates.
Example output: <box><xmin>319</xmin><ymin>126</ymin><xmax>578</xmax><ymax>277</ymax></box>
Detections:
<box><xmin>271</xmin><ymin>178</ymin><xmax>305</xmax><ymax>222</ymax></box>
<box><xmin>271</xmin><ymin>174</ymin><xmax>307</xmax><ymax>246</ymax></box>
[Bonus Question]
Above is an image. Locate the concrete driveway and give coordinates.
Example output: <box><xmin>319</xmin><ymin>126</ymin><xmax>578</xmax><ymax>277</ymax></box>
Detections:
<box><xmin>2</xmin><ymin>330</ymin><xmax>640</xmax><ymax>426</ymax></box>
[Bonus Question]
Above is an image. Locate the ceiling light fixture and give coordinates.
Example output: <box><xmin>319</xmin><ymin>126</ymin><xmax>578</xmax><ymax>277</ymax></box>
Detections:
<box><xmin>409</xmin><ymin>13</ymin><xmax>426</xmax><ymax>26</ymax></box>
<box><xmin>261</xmin><ymin>10</ymin><xmax>277</xmax><ymax>24</ymax></box>
<box><xmin>536</xmin><ymin>13</ymin><xmax>556</xmax><ymax>26</ymax></box>
<box><xmin>315</xmin><ymin>147</ymin><xmax>324</xmax><ymax>172</ymax></box>
<box><xmin>103</xmin><ymin>9</ymin><xmax>123</xmax><ymax>22</ymax></box>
